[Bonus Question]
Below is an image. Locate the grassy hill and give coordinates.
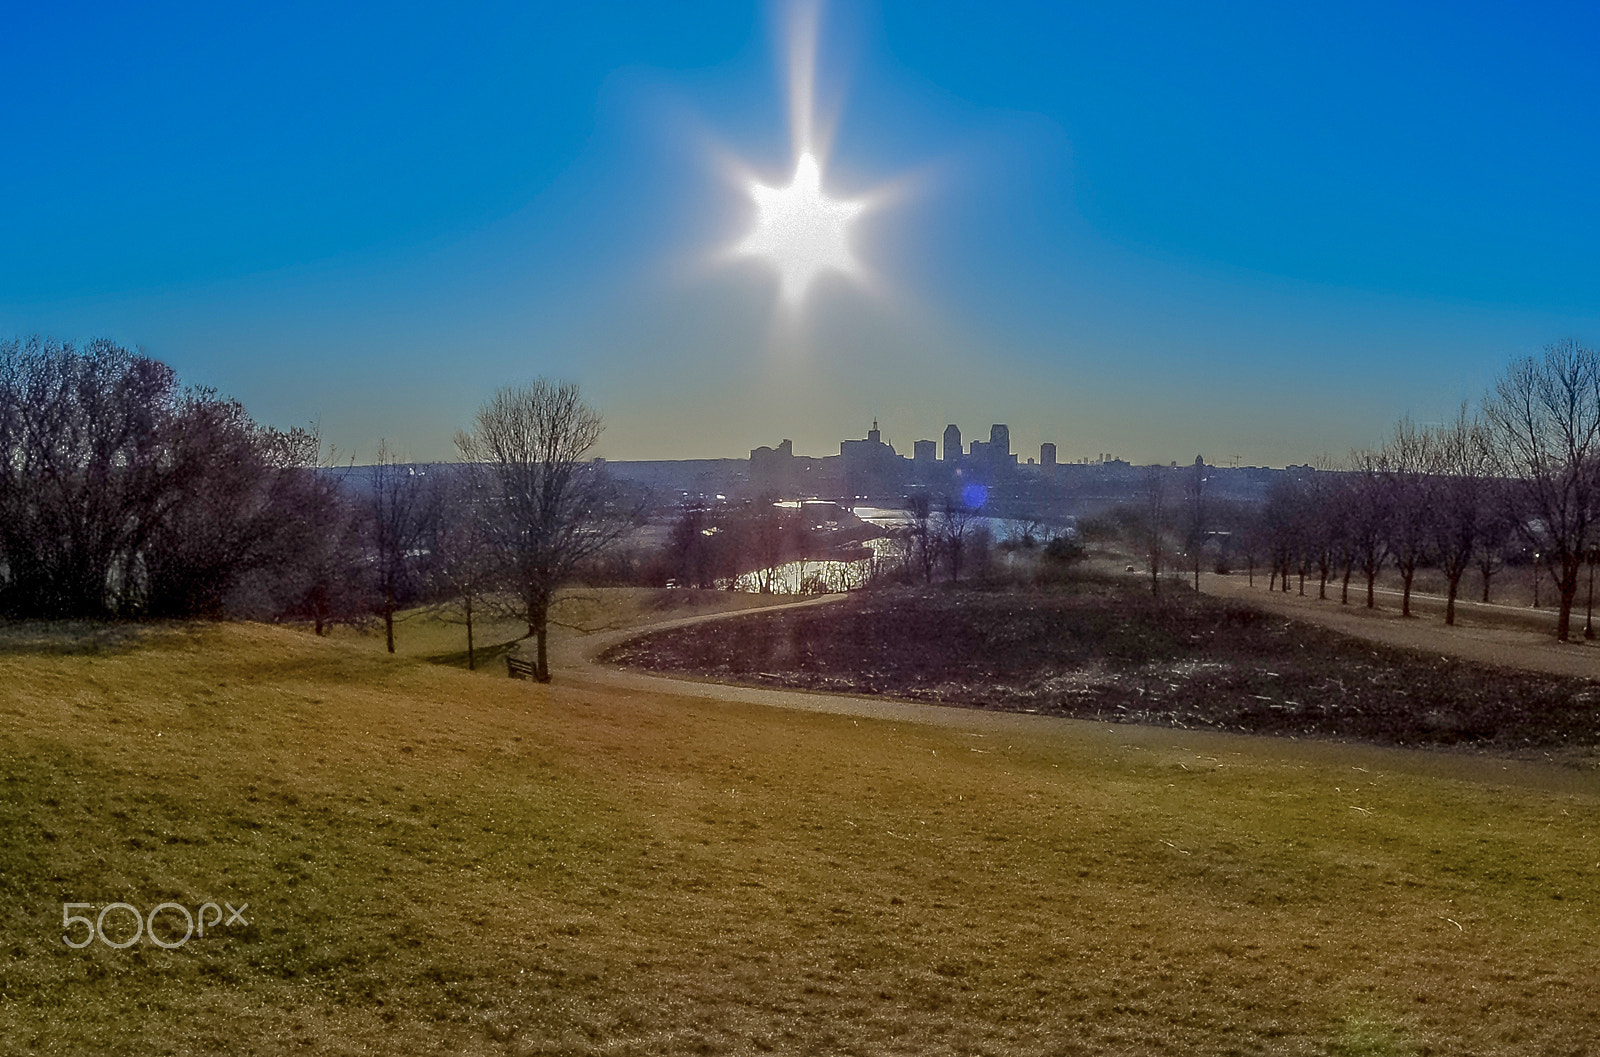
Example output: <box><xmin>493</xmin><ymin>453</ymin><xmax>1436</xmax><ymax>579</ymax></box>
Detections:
<box><xmin>2</xmin><ymin>609</ymin><xmax>1598</xmax><ymax>1054</ymax></box>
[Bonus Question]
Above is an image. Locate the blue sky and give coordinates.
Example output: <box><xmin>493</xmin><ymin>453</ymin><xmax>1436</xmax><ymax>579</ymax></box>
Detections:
<box><xmin>4</xmin><ymin>1</ymin><xmax>1598</xmax><ymax>466</ymax></box>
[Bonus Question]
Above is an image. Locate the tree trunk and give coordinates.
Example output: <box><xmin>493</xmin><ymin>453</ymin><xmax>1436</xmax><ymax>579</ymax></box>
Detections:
<box><xmin>1556</xmin><ymin>558</ymin><xmax>1581</xmax><ymax>642</ymax></box>
<box><xmin>384</xmin><ymin>583</ymin><xmax>395</xmax><ymax>654</ymax></box>
<box><xmin>536</xmin><ymin>625</ymin><xmax>551</xmax><ymax>682</ymax></box>
<box><xmin>1445</xmin><ymin>570</ymin><xmax>1462</xmax><ymax>626</ymax></box>
<box><xmin>1399</xmin><ymin>567</ymin><xmax>1415</xmax><ymax>617</ymax></box>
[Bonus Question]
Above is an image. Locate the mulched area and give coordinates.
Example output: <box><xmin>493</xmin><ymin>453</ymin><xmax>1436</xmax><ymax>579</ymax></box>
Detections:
<box><xmin>600</xmin><ymin>578</ymin><xmax>1600</xmax><ymax>750</ymax></box>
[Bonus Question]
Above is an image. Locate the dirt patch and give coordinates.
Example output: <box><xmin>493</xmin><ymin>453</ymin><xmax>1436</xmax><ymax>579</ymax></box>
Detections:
<box><xmin>601</xmin><ymin>578</ymin><xmax>1600</xmax><ymax>752</ymax></box>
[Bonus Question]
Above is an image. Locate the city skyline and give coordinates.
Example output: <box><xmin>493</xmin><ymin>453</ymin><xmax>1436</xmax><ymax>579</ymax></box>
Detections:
<box><xmin>5</xmin><ymin>2</ymin><xmax>1599</xmax><ymax>466</ymax></box>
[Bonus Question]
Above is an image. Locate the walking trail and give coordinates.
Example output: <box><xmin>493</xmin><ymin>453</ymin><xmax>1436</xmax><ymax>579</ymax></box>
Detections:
<box><xmin>547</xmin><ymin>587</ymin><xmax>1599</xmax><ymax>794</ymax></box>
<box><xmin>1194</xmin><ymin>569</ymin><xmax>1600</xmax><ymax>681</ymax></box>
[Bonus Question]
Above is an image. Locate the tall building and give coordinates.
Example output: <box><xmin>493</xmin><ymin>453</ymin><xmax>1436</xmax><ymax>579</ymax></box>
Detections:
<box><xmin>913</xmin><ymin>439</ymin><xmax>936</xmax><ymax>462</ymax></box>
<box><xmin>989</xmin><ymin>424</ymin><xmax>1010</xmax><ymax>459</ymax></box>
<box><xmin>840</xmin><ymin>420</ymin><xmax>900</xmax><ymax>497</ymax></box>
<box><xmin>1041</xmin><ymin>442</ymin><xmax>1056</xmax><ymax>468</ymax></box>
<box><xmin>943</xmin><ymin>423</ymin><xmax>961</xmax><ymax>462</ymax></box>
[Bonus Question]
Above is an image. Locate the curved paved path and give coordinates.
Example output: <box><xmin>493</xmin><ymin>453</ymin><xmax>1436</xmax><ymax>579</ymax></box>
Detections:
<box><xmin>1196</xmin><ymin>572</ymin><xmax>1600</xmax><ymax>681</ymax></box>
<box><xmin>548</xmin><ymin>592</ymin><xmax>1599</xmax><ymax>795</ymax></box>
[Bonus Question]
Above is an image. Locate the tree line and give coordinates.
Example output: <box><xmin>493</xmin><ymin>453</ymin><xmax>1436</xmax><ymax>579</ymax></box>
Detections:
<box><xmin>1242</xmin><ymin>339</ymin><xmax>1600</xmax><ymax>642</ymax></box>
<box><xmin>0</xmin><ymin>339</ymin><xmax>633</xmax><ymax>681</ymax></box>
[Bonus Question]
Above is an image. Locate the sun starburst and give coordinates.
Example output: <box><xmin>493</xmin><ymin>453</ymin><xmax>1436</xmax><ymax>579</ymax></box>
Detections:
<box><xmin>739</xmin><ymin>152</ymin><xmax>862</xmax><ymax>303</ymax></box>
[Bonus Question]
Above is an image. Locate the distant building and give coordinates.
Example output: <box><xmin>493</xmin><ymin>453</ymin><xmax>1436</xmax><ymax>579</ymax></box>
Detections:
<box><xmin>989</xmin><ymin>424</ymin><xmax>1011</xmax><ymax>459</ymax></box>
<box><xmin>1041</xmin><ymin>442</ymin><xmax>1056</xmax><ymax>468</ymax></box>
<box><xmin>943</xmin><ymin>424</ymin><xmax>961</xmax><ymax>462</ymax></box>
<box><xmin>913</xmin><ymin>439</ymin><xmax>936</xmax><ymax>462</ymax></box>
<box><xmin>749</xmin><ymin>438</ymin><xmax>796</xmax><ymax>490</ymax></box>
<box><xmin>963</xmin><ymin>424</ymin><xmax>1017</xmax><ymax>476</ymax></box>
<box><xmin>841</xmin><ymin>420</ymin><xmax>895</xmax><ymax>460</ymax></box>
<box><xmin>840</xmin><ymin>420</ymin><xmax>900</xmax><ymax>497</ymax></box>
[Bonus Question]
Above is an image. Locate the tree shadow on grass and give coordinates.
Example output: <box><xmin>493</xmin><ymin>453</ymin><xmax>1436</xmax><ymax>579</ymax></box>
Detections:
<box><xmin>423</xmin><ymin>634</ymin><xmax>529</xmax><ymax>672</ymax></box>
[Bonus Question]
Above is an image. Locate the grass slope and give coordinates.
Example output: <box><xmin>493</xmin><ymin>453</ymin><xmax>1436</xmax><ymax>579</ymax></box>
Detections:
<box><xmin>1</xmin><ymin>613</ymin><xmax>1598</xmax><ymax>1055</ymax></box>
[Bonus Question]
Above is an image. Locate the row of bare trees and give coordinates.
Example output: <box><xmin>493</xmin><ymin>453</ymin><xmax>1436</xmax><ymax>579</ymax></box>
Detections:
<box><xmin>2</xmin><ymin>339</ymin><xmax>635</xmax><ymax>679</ymax></box>
<box><xmin>311</xmin><ymin>381</ymin><xmax>638</xmax><ymax>680</ymax></box>
<box><xmin>0</xmin><ymin>337</ymin><xmax>344</xmax><ymax>620</ymax></box>
<box><xmin>1253</xmin><ymin>340</ymin><xmax>1600</xmax><ymax>641</ymax></box>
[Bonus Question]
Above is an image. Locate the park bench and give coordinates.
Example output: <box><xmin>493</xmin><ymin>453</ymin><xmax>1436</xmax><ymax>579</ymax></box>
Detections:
<box><xmin>505</xmin><ymin>655</ymin><xmax>537</xmax><ymax>679</ymax></box>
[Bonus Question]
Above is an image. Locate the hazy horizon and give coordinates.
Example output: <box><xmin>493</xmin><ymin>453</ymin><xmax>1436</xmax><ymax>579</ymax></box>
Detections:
<box><xmin>5</xmin><ymin>2</ymin><xmax>1598</xmax><ymax>467</ymax></box>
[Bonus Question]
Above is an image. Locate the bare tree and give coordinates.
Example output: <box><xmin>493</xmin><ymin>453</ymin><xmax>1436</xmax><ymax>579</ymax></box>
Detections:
<box><xmin>0</xmin><ymin>337</ymin><xmax>340</xmax><ymax>620</ymax></box>
<box><xmin>907</xmin><ymin>493</ymin><xmax>940</xmax><ymax>584</ymax></box>
<box><xmin>428</xmin><ymin>468</ymin><xmax>499</xmax><ymax>669</ymax></box>
<box><xmin>455</xmin><ymin>380</ymin><xmax>635</xmax><ymax>681</ymax></box>
<box><xmin>1259</xmin><ymin>475</ymin><xmax>1306</xmax><ymax>596</ymax></box>
<box><xmin>1473</xmin><ymin>483</ymin><xmax>1517</xmax><ymax>603</ymax></box>
<box><xmin>1141</xmin><ymin>466</ymin><xmax>1169</xmax><ymax>596</ymax></box>
<box><xmin>1345</xmin><ymin>450</ymin><xmax>1391</xmax><ymax>609</ymax></box>
<box><xmin>1427</xmin><ymin>407</ymin><xmax>1493</xmax><ymax>626</ymax></box>
<box><xmin>1183</xmin><ymin>455</ymin><xmax>1206</xmax><ymax>591</ymax></box>
<box><xmin>1482</xmin><ymin>340</ymin><xmax>1600</xmax><ymax>641</ymax></box>
<box><xmin>366</xmin><ymin>441</ymin><xmax>438</xmax><ymax>654</ymax></box>
<box><xmin>0</xmin><ymin>338</ymin><xmax>180</xmax><ymax>616</ymax></box>
<box><xmin>1380</xmin><ymin>417</ymin><xmax>1438</xmax><ymax>618</ymax></box>
<box><xmin>666</xmin><ymin>499</ymin><xmax>716</xmax><ymax>589</ymax></box>
<box><xmin>744</xmin><ymin>497</ymin><xmax>802</xmax><ymax>594</ymax></box>
<box><xmin>938</xmin><ymin>495</ymin><xmax>979</xmax><ymax>582</ymax></box>
<box><xmin>1302</xmin><ymin>464</ymin><xmax>1345</xmax><ymax>601</ymax></box>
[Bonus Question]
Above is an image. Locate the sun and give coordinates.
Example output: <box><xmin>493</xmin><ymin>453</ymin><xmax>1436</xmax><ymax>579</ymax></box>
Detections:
<box><xmin>739</xmin><ymin>151</ymin><xmax>863</xmax><ymax>303</ymax></box>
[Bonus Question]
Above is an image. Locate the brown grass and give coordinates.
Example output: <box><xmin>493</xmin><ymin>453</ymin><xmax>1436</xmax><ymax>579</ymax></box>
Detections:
<box><xmin>602</xmin><ymin>579</ymin><xmax>1600</xmax><ymax>752</ymax></box>
<box><xmin>1</xmin><ymin>605</ymin><xmax>1597</xmax><ymax>1054</ymax></box>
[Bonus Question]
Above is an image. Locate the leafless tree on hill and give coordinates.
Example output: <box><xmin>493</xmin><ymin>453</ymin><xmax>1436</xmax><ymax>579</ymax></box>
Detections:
<box><xmin>1183</xmin><ymin>456</ymin><xmax>1206</xmax><ymax>591</ymax></box>
<box><xmin>428</xmin><ymin>469</ymin><xmax>499</xmax><ymax>670</ymax></box>
<box><xmin>745</xmin><ymin>497</ymin><xmax>802</xmax><ymax>594</ymax></box>
<box><xmin>938</xmin><ymin>495</ymin><xmax>979</xmax><ymax>583</ymax></box>
<box><xmin>0</xmin><ymin>338</ymin><xmax>179</xmax><ymax>616</ymax></box>
<box><xmin>1426</xmin><ymin>407</ymin><xmax>1494</xmax><ymax>626</ymax></box>
<box><xmin>367</xmin><ymin>441</ymin><xmax>439</xmax><ymax>654</ymax></box>
<box><xmin>666</xmin><ymin>500</ymin><xmax>717</xmax><ymax>589</ymax></box>
<box><xmin>1259</xmin><ymin>475</ymin><xmax>1307</xmax><ymax>596</ymax></box>
<box><xmin>1140</xmin><ymin>466</ymin><xmax>1169</xmax><ymax>596</ymax></box>
<box><xmin>455</xmin><ymin>379</ymin><xmax>636</xmax><ymax>681</ymax></box>
<box><xmin>0</xmin><ymin>337</ymin><xmax>336</xmax><ymax>620</ymax></box>
<box><xmin>1482</xmin><ymin>339</ymin><xmax>1600</xmax><ymax>641</ymax></box>
<box><xmin>1344</xmin><ymin>450</ymin><xmax>1392</xmax><ymax>609</ymax></box>
<box><xmin>1473</xmin><ymin>484</ymin><xmax>1517</xmax><ymax>604</ymax></box>
<box><xmin>907</xmin><ymin>493</ymin><xmax>940</xmax><ymax>584</ymax></box>
<box><xmin>1380</xmin><ymin>417</ymin><xmax>1438</xmax><ymax>618</ymax></box>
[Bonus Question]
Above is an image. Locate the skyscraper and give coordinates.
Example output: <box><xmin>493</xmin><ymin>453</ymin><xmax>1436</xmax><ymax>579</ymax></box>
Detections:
<box><xmin>943</xmin><ymin>424</ymin><xmax>961</xmax><ymax>462</ymax></box>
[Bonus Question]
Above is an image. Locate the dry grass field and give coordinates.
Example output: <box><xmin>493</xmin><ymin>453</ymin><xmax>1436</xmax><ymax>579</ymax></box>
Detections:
<box><xmin>2</xmin><ymin>594</ymin><xmax>1598</xmax><ymax>1055</ymax></box>
<box><xmin>602</xmin><ymin>579</ymin><xmax>1600</xmax><ymax>751</ymax></box>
